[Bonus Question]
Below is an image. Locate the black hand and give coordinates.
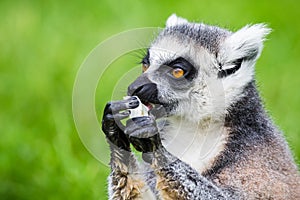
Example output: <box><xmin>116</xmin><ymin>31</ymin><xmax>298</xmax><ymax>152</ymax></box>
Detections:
<box><xmin>125</xmin><ymin>116</ymin><xmax>162</xmax><ymax>153</ymax></box>
<box><xmin>101</xmin><ymin>97</ymin><xmax>139</xmax><ymax>151</ymax></box>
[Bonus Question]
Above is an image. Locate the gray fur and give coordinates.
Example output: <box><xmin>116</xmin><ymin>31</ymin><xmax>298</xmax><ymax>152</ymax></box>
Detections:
<box><xmin>156</xmin><ymin>23</ymin><xmax>230</xmax><ymax>54</ymax></box>
<box><xmin>102</xmin><ymin>14</ymin><xmax>300</xmax><ymax>199</ymax></box>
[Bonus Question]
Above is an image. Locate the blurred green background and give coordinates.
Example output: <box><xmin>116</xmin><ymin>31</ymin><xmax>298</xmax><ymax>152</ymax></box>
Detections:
<box><xmin>1</xmin><ymin>0</ymin><xmax>299</xmax><ymax>199</ymax></box>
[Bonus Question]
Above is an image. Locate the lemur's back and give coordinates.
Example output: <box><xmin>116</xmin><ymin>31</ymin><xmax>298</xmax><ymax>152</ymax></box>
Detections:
<box><xmin>101</xmin><ymin>14</ymin><xmax>300</xmax><ymax>199</ymax></box>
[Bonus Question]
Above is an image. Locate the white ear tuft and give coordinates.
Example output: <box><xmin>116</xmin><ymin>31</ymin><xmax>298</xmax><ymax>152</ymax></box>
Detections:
<box><xmin>166</xmin><ymin>14</ymin><xmax>188</xmax><ymax>27</ymax></box>
<box><xmin>219</xmin><ymin>24</ymin><xmax>271</xmax><ymax>64</ymax></box>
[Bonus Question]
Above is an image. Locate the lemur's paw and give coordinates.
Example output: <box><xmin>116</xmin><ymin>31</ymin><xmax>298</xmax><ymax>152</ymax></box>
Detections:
<box><xmin>125</xmin><ymin>116</ymin><xmax>162</xmax><ymax>153</ymax></box>
<box><xmin>102</xmin><ymin>97</ymin><xmax>139</xmax><ymax>151</ymax></box>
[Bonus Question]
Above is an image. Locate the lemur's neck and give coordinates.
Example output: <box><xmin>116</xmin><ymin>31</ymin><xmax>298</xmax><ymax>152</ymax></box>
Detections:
<box><xmin>161</xmin><ymin>80</ymin><xmax>275</xmax><ymax>175</ymax></box>
<box><xmin>224</xmin><ymin>80</ymin><xmax>270</xmax><ymax>131</ymax></box>
<box><xmin>161</xmin><ymin>112</ymin><xmax>227</xmax><ymax>174</ymax></box>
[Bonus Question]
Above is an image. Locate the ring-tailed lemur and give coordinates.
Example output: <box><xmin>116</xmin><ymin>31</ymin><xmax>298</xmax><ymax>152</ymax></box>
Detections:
<box><xmin>101</xmin><ymin>14</ymin><xmax>300</xmax><ymax>199</ymax></box>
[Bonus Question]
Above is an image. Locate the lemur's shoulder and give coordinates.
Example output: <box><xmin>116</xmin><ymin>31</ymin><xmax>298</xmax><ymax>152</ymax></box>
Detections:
<box><xmin>202</xmin><ymin>82</ymin><xmax>300</xmax><ymax>199</ymax></box>
<box><xmin>212</xmin><ymin>134</ymin><xmax>300</xmax><ymax>199</ymax></box>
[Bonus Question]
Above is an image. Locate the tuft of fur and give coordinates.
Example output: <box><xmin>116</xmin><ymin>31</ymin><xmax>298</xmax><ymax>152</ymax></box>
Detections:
<box><xmin>218</xmin><ymin>24</ymin><xmax>271</xmax><ymax>67</ymax></box>
<box><xmin>166</xmin><ymin>14</ymin><xmax>189</xmax><ymax>27</ymax></box>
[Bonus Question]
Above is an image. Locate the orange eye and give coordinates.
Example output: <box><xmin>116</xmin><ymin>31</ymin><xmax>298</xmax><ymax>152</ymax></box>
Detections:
<box><xmin>142</xmin><ymin>63</ymin><xmax>149</xmax><ymax>72</ymax></box>
<box><xmin>172</xmin><ymin>68</ymin><xmax>185</xmax><ymax>78</ymax></box>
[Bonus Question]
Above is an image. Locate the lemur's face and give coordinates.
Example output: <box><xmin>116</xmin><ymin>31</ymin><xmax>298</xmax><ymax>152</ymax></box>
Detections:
<box><xmin>128</xmin><ymin>37</ymin><xmax>223</xmax><ymax>122</ymax></box>
<box><xmin>128</xmin><ymin>15</ymin><xmax>270</xmax><ymax>123</ymax></box>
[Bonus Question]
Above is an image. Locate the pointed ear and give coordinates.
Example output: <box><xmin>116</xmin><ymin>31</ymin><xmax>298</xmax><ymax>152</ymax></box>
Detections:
<box><xmin>166</xmin><ymin>14</ymin><xmax>188</xmax><ymax>27</ymax></box>
<box><xmin>218</xmin><ymin>24</ymin><xmax>271</xmax><ymax>69</ymax></box>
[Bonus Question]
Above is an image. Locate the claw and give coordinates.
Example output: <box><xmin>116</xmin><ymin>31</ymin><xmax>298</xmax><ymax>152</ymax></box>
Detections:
<box><xmin>108</xmin><ymin>97</ymin><xmax>139</xmax><ymax>114</ymax></box>
<box><xmin>105</xmin><ymin>111</ymin><xmax>131</xmax><ymax>121</ymax></box>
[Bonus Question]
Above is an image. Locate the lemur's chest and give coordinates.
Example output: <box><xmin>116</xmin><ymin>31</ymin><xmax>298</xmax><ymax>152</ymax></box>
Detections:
<box><xmin>161</xmin><ymin>120</ymin><xmax>228</xmax><ymax>174</ymax></box>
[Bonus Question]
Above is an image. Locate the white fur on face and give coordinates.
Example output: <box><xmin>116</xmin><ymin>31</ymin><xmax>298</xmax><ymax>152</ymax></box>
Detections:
<box><xmin>147</xmin><ymin>22</ymin><xmax>270</xmax><ymax>124</ymax></box>
<box><xmin>148</xmin><ymin>36</ymin><xmax>227</xmax><ymax>123</ymax></box>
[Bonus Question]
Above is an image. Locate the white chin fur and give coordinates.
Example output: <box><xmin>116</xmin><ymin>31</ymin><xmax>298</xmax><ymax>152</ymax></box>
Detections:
<box><xmin>162</xmin><ymin>117</ymin><xmax>228</xmax><ymax>173</ymax></box>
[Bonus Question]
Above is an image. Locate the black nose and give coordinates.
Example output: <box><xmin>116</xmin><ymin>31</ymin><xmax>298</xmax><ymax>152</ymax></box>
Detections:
<box><xmin>131</xmin><ymin>83</ymin><xmax>158</xmax><ymax>100</ymax></box>
<box><xmin>127</xmin><ymin>75</ymin><xmax>152</xmax><ymax>96</ymax></box>
<box><xmin>127</xmin><ymin>76</ymin><xmax>159</xmax><ymax>103</ymax></box>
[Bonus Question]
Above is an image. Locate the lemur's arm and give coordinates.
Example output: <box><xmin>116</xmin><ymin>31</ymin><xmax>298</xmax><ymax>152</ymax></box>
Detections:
<box><xmin>125</xmin><ymin>116</ymin><xmax>237</xmax><ymax>200</ymax></box>
<box><xmin>102</xmin><ymin>98</ymin><xmax>155</xmax><ymax>200</ymax></box>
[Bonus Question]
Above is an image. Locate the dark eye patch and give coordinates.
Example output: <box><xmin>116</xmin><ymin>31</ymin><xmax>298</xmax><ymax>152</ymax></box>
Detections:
<box><xmin>164</xmin><ymin>57</ymin><xmax>197</xmax><ymax>81</ymax></box>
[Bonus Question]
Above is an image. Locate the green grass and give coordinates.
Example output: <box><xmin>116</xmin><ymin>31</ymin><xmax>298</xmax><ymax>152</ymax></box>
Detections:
<box><xmin>1</xmin><ymin>0</ymin><xmax>299</xmax><ymax>199</ymax></box>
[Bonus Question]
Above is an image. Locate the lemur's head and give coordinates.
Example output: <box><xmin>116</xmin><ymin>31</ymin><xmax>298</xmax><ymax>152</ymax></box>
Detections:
<box><xmin>128</xmin><ymin>14</ymin><xmax>270</xmax><ymax>123</ymax></box>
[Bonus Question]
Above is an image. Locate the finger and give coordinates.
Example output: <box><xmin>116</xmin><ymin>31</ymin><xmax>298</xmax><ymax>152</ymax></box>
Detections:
<box><xmin>129</xmin><ymin>126</ymin><xmax>158</xmax><ymax>138</ymax></box>
<box><xmin>131</xmin><ymin>116</ymin><xmax>156</xmax><ymax>124</ymax></box>
<box><xmin>110</xmin><ymin>97</ymin><xmax>139</xmax><ymax>113</ymax></box>
<box><xmin>125</xmin><ymin>117</ymin><xmax>155</xmax><ymax>134</ymax></box>
<box><xmin>130</xmin><ymin>134</ymin><xmax>161</xmax><ymax>153</ymax></box>
<box><xmin>105</xmin><ymin>111</ymin><xmax>130</xmax><ymax>121</ymax></box>
<box><xmin>124</xmin><ymin>119</ymin><xmax>140</xmax><ymax>135</ymax></box>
